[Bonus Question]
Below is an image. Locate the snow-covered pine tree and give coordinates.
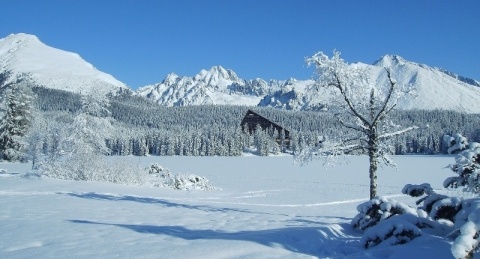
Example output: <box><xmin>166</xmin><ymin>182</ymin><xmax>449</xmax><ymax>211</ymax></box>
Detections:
<box><xmin>296</xmin><ymin>51</ymin><xmax>417</xmax><ymax>199</ymax></box>
<box><xmin>0</xmin><ymin>82</ymin><xmax>33</xmax><ymax>161</ymax></box>
<box><xmin>24</xmin><ymin>111</ymin><xmax>47</xmax><ymax>169</ymax></box>
<box><xmin>444</xmin><ymin>133</ymin><xmax>470</xmax><ymax>154</ymax></box>
<box><xmin>443</xmin><ymin>135</ymin><xmax>480</xmax><ymax>195</ymax></box>
<box><xmin>39</xmin><ymin>94</ymin><xmax>114</xmax><ymax>181</ymax></box>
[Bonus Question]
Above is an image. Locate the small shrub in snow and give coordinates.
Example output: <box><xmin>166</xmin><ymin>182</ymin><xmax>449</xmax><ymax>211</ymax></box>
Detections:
<box><xmin>173</xmin><ymin>173</ymin><xmax>214</xmax><ymax>191</ymax></box>
<box><xmin>402</xmin><ymin>183</ymin><xmax>433</xmax><ymax>197</ymax></box>
<box><xmin>397</xmin><ymin>213</ymin><xmax>451</xmax><ymax>232</ymax></box>
<box><xmin>354</xmin><ymin>184</ymin><xmax>460</xmax><ymax>250</ymax></box>
<box><xmin>361</xmin><ymin>217</ymin><xmax>422</xmax><ymax>249</ymax></box>
<box><xmin>444</xmin><ymin>146</ymin><xmax>480</xmax><ymax>195</ymax></box>
<box><xmin>354</xmin><ymin>134</ymin><xmax>480</xmax><ymax>257</ymax></box>
<box><xmin>147</xmin><ymin>163</ymin><xmax>218</xmax><ymax>191</ymax></box>
<box><xmin>429</xmin><ymin>197</ymin><xmax>463</xmax><ymax>223</ymax></box>
<box><xmin>419</xmin><ymin>193</ymin><xmax>450</xmax><ymax>215</ymax></box>
<box><xmin>444</xmin><ymin>133</ymin><xmax>469</xmax><ymax>154</ymax></box>
<box><xmin>147</xmin><ymin>163</ymin><xmax>171</xmax><ymax>178</ymax></box>
<box><xmin>39</xmin><ymin>156</ymin><xmax>147</xmax><ymax>185</ymax></box>
<box><xmin>352</xmin><ymin>197</ymin><xmax>417</xmax><ymax>231</ymax></box>
<box><xmin>402</xmin><ymin>182</ymin><xmax>451</xmax><ymax>215</ymax></box>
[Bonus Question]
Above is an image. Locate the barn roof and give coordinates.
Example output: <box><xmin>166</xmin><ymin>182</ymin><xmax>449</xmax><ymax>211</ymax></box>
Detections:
<box><xmin>240</xmin><ymin>109</ymin><xmax>290</xmax><ymax>135</ymax></box>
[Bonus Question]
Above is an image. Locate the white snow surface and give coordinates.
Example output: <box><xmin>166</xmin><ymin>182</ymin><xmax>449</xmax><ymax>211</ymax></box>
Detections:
<box><xmin>0</xmin><ymin>33</ymin><xmax>129</xmax><ymax>95</ymax></box>
<box><xmin>0</xmin><ymin>155</ymin><xmax>458</xmax><ymax>258</ymax></box>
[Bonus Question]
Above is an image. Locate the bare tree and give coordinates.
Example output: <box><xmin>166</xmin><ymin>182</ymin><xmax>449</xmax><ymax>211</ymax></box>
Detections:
<box><xmin>295</xmin><ymin>51</ymin><xmax>417</xmax><ymax>199</ymax></box>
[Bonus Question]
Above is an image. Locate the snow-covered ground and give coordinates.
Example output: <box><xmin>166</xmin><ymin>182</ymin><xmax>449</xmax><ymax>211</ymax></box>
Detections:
<box><xmin>0</xmin><ymin>155</ymin><xmax>458</xmax><ymax>258</ymax></box>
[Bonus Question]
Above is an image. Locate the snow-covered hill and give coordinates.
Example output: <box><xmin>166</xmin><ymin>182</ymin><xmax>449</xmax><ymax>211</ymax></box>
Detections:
<box><xmin>0</xmin><ymin>33</ymin><xmax>129</xmax><ymax>95</ymax></box>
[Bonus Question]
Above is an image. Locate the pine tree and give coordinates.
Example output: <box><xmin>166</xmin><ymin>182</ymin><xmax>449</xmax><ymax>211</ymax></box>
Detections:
<box><xmin>39</xmin><ymin>94</ymin><xmax>113</xmax><ymax>180</ymax></box>
<box><xmin>0</xmin><ymin>83</ymin><xmax>33</xmax><ymax>161</ymax></box>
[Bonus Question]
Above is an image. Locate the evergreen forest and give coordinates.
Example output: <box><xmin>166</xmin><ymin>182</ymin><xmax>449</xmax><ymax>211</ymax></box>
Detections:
<box><xmin>26</xmin><ymin>86</ymin><xmax>480</xmax><ymax>158</ymax></box>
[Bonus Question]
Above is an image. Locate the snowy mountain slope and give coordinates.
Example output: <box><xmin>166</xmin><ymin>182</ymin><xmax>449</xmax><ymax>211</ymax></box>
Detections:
<box><xmin>137</xmin><ymin>66</ymin><xmax>291</xmax><ymax>106</ymax></box>
<box><xmin>257</xmin><ymin>79</ymin><xmax>317</xmax><ymax>111</ymax></box>
<box><xmin>437</xmin><ymin>68</ymin><xmax>479</xmax><ymax>87</ymax></box>
<box><xmin>260</xmin><ymin>55</ymin><xmax>480</xmax><ymax>113</ymax></box>
<box><xmin>0</xmin><ymin>33</ymin><xmax>129</xmax><ymax>95</ymax></box>
<box><xmin>369</xmin><ymin>55</ymin><xmax>480</xmax><ymax>113</ymax></box>
<box><xmin>137</xmin><ymin>54</ymin><xmax>480</xmax><ymax>113</ymax></box>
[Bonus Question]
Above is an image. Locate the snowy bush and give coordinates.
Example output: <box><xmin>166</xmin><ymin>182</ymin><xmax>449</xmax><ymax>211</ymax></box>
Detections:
<box><xmin>352</xmin><ymin>197</ymin><xmax>418</xmax><ymax>231</ymax></box>
<box><xmin>355</xmin><ymin>137</ymin><xmax>480</xmax><ymax>257</ymax></box>
<box><xmin>173</xmin><ymin>174</ymin><xmax>215</xmax><ymax>190</ymax></box>
<box><xmin>39</xmin><ymin>157</ymin><xmax>147</xmax><ymax>185</ymax></box>
<box><xmin>147</xmin><ymin>163</ymin><xmax>218</xmax><ymax>191</ymax></box>
<box><xmin>357</xmin><ymin>203</ymin><xmax>452</xmax><ymax>249</ymax></box>
<box><xmin>444</xmin><ymin>145</ymin><xmax>480</xmax><ymax>194</ymax></box>
<box><xmin>354</xmin><ymin>180</ymin><xmax>469</xmax><ymax>251</ymax></box>
<box><xmin>444</xmin><ymin>133</ymin><xmax>470</xmax><ymax>154</ymax></box>
<box><xmin>401</xmin><ymin>182</ymin><xmax>462</xmax><ymax>223</ymax></box>
<box><xmin>361</xmin><ymin>217</ymin><xmax>422</xmax><ymax>249</ymax></box>
<box><xmin>402</xmin><ymin>183</ymin><xmax>433</xmax><ymax>197</ymax></box>
<box><xmin>429</xmin><ymin>197</ymin><xmax>463</xmax><ymax>223</ymax></box>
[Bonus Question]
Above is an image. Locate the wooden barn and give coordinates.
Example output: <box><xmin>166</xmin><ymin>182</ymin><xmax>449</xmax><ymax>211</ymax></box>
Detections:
<box><xmin>240</xmin><ymin>109</ymin><xmax>290</xmax><ymax>147</ymax></box>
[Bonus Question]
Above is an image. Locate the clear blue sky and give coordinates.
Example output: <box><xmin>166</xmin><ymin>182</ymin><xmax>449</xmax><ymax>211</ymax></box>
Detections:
<box><xmin>1</xmin><ymin>0</ymin><xmax>479</xmax><ymax>89</ymax></box>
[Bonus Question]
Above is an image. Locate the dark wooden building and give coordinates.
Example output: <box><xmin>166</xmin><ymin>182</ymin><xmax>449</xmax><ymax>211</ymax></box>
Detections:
<box><xmin>240</xmin><ymin>109</ymin><xmax>290</xmax><ymax>146</ymax></box>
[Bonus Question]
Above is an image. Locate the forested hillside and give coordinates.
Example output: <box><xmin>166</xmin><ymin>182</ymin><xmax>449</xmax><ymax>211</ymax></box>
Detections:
<box><xmin>30</xmin><ymin>86</ymin><xmax>480</xmax><ymax>157</ymax></box>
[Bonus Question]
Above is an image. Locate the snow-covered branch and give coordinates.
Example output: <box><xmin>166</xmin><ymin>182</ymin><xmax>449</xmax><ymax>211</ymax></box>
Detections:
<box><xmin>378</xmin><ymin>126</ymin><xmax>419</xmax><ymax>140</ymax></box>
<box><xmin>303</xmin><ymin>50</ymin><xmax>417</xmax><ymax>199</ymax></box>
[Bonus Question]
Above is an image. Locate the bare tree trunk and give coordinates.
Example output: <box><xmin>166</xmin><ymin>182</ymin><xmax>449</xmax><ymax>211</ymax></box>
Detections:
<box><xmin>368</xmin><ymin>129</ymin><xmax>378</xmax><ymax>200</ymax></box>
<box><xmin>368</xmin><ymin>149</ymin><xmax>378</xmax><ymax>199</ymax></box>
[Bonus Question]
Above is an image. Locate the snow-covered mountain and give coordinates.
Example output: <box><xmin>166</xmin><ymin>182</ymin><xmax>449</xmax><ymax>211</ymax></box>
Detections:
<box><xmin>0</xmin><ymin>33</ymin><xmax>129</xmax><ymax>95</ymax></box>
<box><xmin>371</xmin><ymin>55</ymin><xmax>480</xmax><ymax>113</ymax></box>
<box><xmin>137</xmin><ymin>55</ymin><xmax>480</xmax><ymax>113</ymax></box>
<box><xmin>259</xmin><ymin>55</ymin><xmax>480</xmax><ymax>113</ymax></box>
<box><xmin>1</xmin><ymin>33</ymin><xmax>479</xmax><ymax>113</ymax></box>
<box><xmin>137</xmin><ymin>66</ymin><xmax>293</xmax><ymax>106</ymax></box>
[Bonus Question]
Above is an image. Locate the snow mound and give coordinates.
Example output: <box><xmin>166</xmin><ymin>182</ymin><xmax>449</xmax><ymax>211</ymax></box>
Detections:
<box><xmin>147</xmin><ymin>163</ymin><xmax>219</xmax><ymax>191</ymax></box>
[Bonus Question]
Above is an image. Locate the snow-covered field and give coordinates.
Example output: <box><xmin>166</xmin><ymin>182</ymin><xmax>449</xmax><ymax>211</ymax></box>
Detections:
<box><xmin>0</xmin><ymin>155</ymin><xmax>458</xmax><ymax>258</ymax></box>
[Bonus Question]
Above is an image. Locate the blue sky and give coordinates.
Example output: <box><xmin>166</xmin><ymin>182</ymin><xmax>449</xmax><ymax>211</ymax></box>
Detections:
<box><xmin>1</xmin><ymin>0</ymin><xmax>479</xmax><ymax>89</ymax></box>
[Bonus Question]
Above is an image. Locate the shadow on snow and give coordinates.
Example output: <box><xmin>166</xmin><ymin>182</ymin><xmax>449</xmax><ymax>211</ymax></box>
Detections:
<box><xmin>63</xmin><ymin>192</ymin><xmax>262</xmax><ymax>214</ymax></box>
<box><xmin>65</xmin><ymin>192</ymin><xmax>362</xmax><ymax>257</ymax></box>
<box><xmin>69</xmin><ymin>219</ymin><xmax>360</xmax><ymax>257</ymax></box>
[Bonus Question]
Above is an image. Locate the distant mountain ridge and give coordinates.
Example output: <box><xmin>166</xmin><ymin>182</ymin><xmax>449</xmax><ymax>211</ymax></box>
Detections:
<box><xmin>139</xmin><ymin>54</ymin><xmax>480</xmax><ymax>113</ymax></box>
<box><xmin>136</xmin><ymin>66</ymin><xmax>300</xmax><ymax>107</ymax></box>
<box><xmin>1</xmin><ymin>33</ymin><xmax>479</xmax><ymax>113</ymax></box>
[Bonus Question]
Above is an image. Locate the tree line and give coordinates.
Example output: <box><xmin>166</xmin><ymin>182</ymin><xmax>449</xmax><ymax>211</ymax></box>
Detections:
<box><xmin>1</xmin><ymin>79</ymin><xmax>480</xmax><ymax>162</ymax></box>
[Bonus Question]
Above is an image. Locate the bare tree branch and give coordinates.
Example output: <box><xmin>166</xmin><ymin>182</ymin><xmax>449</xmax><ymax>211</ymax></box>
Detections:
<box><xmin>301</xmin><ymin>50</ymin><xmax>416</xmax><ymax>199</ymax></box>
<box><xmin>373</xmin><ymin>68</ymin><xmax>397</xmax><ymax>125</ymax></box>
